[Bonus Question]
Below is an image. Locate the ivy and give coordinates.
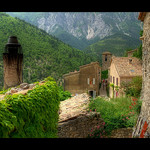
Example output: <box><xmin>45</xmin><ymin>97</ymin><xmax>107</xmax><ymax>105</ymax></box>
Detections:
<box><xmin>0</xmin><ymin>76</ymin><xmax>60</xmax><ymax>138</ymax></box>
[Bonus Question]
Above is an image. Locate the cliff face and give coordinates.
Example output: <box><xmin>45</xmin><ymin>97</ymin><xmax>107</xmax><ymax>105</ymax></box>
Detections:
<box><xmin>36</xmin><ymin>12</ymin><xmax>141</xmax><ymax>39</ymax></box>
<box><xmin>37</xmin><ymin>12</ymin><xmax>112</xmax><ymax>40</ymax></box>
<box><xmin>7</xmin><ymin>12</ymin><xmax>142</xmax><ymax>49</ymax></box>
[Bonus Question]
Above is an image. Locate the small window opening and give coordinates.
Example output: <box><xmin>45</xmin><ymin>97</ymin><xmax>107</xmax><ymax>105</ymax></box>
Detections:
<box><xmin>105</xmin><ymin>55</ymin><xmax>107</xmax><ymax>61</ymax></box>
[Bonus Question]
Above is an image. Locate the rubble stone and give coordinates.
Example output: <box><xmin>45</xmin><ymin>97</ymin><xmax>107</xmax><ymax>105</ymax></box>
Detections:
<box><xmin>20</xmin><ymin>83</ymin><xmax>29</xmax><ymax>89</ymax></box>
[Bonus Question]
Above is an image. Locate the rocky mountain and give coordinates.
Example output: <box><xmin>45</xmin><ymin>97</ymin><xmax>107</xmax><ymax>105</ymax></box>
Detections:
<box><xmin>6</xmin><ymin>12</ymin><xmax>142</xmax><ymax>50</ymax></box>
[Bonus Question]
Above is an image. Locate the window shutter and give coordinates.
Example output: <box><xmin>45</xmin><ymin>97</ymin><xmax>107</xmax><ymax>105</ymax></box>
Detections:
<box><xmin>87</xmin><ymin>78</ymin><xmax>89</xmax><ymax>84</ymax></box>
<box><xmin>93</xmin><ymin>78</ymin><xmax>95</xmax><ymax>85</ymax></box>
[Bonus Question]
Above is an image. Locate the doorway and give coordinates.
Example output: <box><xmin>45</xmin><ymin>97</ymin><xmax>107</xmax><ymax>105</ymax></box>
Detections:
<box><xmin>89</xmin><ymin>90</ymin><xmax>96</xmax><ymax>98</ymax></box>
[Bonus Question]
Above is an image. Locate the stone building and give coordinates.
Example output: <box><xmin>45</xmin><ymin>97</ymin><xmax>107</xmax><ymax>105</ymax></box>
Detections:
<box><xmin>3</xmin><ymin>36</ymin><xmax>23</xmax><ymax>89</ymax></box>
<box><xmin>63</xmin><ymin>62</ymin><xmax>101</xmax><ymax>97</ymax></box>
<box><xmin>102</xmin><ymin>51</ymin><xmax>112</xmax><ymax>71</ymax></box>
<box><xmin>109</xmin><ymin>56</ymin><xmax>142</xmax><ymax>98</ymax></box>
<box><xmin>132</xmin><ymin>12</ymin><xmax>150</xmax><ymax>138</ymax></box>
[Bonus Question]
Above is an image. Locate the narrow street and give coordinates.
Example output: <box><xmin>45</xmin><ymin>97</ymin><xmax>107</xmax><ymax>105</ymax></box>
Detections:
<box><xmin>99</xmin><ymin>83</ymin><xmax>108</xmax><ymax>98</ymax></box>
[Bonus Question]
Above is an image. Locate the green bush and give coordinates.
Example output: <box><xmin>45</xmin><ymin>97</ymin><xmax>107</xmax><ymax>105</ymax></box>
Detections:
<box><xmin>0</xmin><ymin>76</ymin><xmax>60</xmax><ymax>138</ymax></box>
<box><xmin>101</xmin><ymin>70</ymin><xmax>108</xmax><ymax>79</ymax></box>
<box><xmin>58</xmin><ymin>86</ymin><xmax>71</xmax><ymax>101</ymax></box>
<box><xmin>121</xmin><ymin>76</ymin><xmax>142</xmax><ymax>98</ymax></box>
<box><xmin>88</xmin><ymin>96</ymin><xmax>142</xmax><ymax>135</ymax></box>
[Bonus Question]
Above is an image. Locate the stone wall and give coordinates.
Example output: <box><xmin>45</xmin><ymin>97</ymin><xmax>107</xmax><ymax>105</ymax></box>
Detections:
<box><xmin>102</xmin><ymin>53</ymin><xmax>112</xmax><ymax>71</ymax></box>
<box><xmin>58</xmin><ymin>112</ymin><xmax>104</xmax><ymax>138</ymax></box>
<box><xmin>3</xmin><ymin>53</ymin><xmax>23</xmax><ymax>89</ymax></box>
<box><xmin>63</xmin><ymin>62</ymin><xmax>101</xmax><ymax>96</ymax></box>
<box><xmin>110</xmin><ymin>128</ymin><xmax>133</xmax><ymax>138</ymax></box>
<box><xmin>133</xmin><ymin>12</ymin><xmax>150</xmax><ymax>138</ymax></box>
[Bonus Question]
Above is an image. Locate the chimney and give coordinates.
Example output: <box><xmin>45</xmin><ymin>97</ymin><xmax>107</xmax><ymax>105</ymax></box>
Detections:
<box><xmin>3</xmin><ymin>36</ymin><xmax>23</xmax><ymax>89</ymax></box>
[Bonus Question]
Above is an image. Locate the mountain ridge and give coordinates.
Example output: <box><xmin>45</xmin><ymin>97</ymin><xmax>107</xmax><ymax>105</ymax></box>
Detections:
<box><xmin>6</xmin><ymin>12</ymin><xmax>142</xmax><ymax>50</ymax></box>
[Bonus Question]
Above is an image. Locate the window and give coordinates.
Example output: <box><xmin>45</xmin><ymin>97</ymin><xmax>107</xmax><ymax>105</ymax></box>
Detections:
<box><xmin>113</xmin><ymin>76</ymin><xmax>115</xmax><ymax>84</ymax></box>
<box><xmin>87</xmin><ymin>78</ymin><xmax>89</xmax><ymax>85</ymax></box>
<box><xmin>116</xmin><ymin>78</ymin><xmax>118</xmax><ymax>86</ymax></box>
<box><xmin>93</xmin><ymin>78</ymin><xmax>95</xmax><ymax>85</ymax></box>
<box><xmin>105</xmin><ymin>55</ymin><xmax>107</xmax><ymax>61</ymax></box>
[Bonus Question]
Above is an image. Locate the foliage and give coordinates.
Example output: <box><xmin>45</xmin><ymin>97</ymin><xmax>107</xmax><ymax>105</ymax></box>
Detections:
<box><xmin>87</xmin><ymin>117</ymin><xmax>106</xmax><ymax>138</ymax></box>
<box><xmin>132</xmin><ymin>44</ymin><xmax>142</xmax><ymax>60</ymax></box>
<box><xmin>121</xmin><ymin>76</ymin><xmax>142</xmax><ymax>98</ymax></box>
<box><xmin>101</xmin><ymin>70</ymin><xmax>108</xmax><ymax>79</ymax></box>
<box><xmin>124</xmin><ymin>30</ymin><xmax>143</xmax><ymax>59</ymax></box>
<box><xmin>0</xmin><ymin>88</ymin><xmax>11</xmax><ymax>95</ymax></box>
<box><xmin>84</xmin><ymin>33</ymin><xmax>141</xmax><ymax>62</ymax></box>
<box><xmin>88</xmin><ymin>96</ymin><xmax>142</xmax><ymax>135</ymax></box>
<box><xmin>124</xmin><ymin>48</ymin><xmax>133</xmax><ymax>57</ymax></box>
<box><xmin>58</xmin><ymin>86</ymin><xmax>71</xmax><ymax>101</ymax></box>
<box><xmin>0</xmin><ymin>12</ymin><xmax>97</xmax><ymax>90</ymax></box>
<box><xmin>140</xmin><ymin>30</ymin><xmax>143</xmax><ymax>37</ymax></box>
<box><xmin>0</xmin><ymin>76</ymin><xmax>60</xmax><ymax>138</ymax></box>
<box><xmin>109</xmin><ymin>83</ymin><xmax>114</xmax><ymax>98</ymax></box>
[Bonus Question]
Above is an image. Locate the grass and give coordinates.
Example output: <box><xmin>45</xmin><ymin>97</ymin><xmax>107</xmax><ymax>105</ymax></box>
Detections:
<box><xmin>88</xmin><ymin>96</ymin><xmax>142</xmax><ymax>137</ymax></box>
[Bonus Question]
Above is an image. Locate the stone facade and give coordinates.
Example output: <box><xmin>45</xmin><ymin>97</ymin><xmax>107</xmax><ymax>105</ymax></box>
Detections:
<box><xmin>3</xmin><ymin>36</ymin><xmax>23</xmax><ymax>89</ymax></box>
<box><xmin>58</xmin><ymin>93</ymin><xmax>104</xmax><ymax>138</ymax></box>
<box><xmin>133</xmin><ymin>12</ymin><xmax>150</xmax><ymax>138</ymax></box>
<box><xmin>109</xmin><ymin>56</ymin><xmax>142</xmax><ymax>98</ymax></box>
<box><xmin>3</xmin><ymin>53</ymin><xmax>23</xmax><ymax>89</ymax></box>
<box><xmin>63</xmin><ymin>62</ymin><xmax>101</xmax><ymax>97</ymax></box>
<box><xmin>58</xmin><ymin>112</ymin><xmax>104</xmax><ymax>138</ymax></box>
<box><xmin>102</xmin><ymin>52</ymin><xmax>112</xmax><ymax>71</ymax></box>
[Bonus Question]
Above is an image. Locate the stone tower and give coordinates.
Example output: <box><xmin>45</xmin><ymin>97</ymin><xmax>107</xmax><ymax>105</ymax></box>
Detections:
<box><xmin>3</xmin><ymin>36</ymin><xmax>23</xmax><ymax>89</ymax></box>
<box><xmin>102</xmin><ymin>51</ymin><xmax>112</xmax><ymax>71</ymax></box>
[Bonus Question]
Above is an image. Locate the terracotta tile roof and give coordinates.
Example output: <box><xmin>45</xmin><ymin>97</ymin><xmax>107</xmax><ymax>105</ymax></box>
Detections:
<box><xmin>138</xmin><ymin>12</ymin><xmax>147</xmax><ymax>21</ymax></box>
<box><xmin>112</xmin><ymin>57</ymin><xmax>142</xmax><ymax>77</ymax></box>
<box><xmin>63</xmin><ymin>61</ymin><xmax>100</xmax><ymax>77</ymax></box>
<box><xmin>127</xmin><ymin>49</ymin><xmax>138</xmax><ymax>54</ymax></box>
<box><xmin>102</xmin><ymin>51</ymin><xmax>112</xmax><ymax>55</ymax></box>
<box><xmin>63</xmin><ymin>70</ymin><xmax>80</xmax><ymax>77</ymax></box>
<box><xmin>79</xmin><ymin>61</ymin><xmax>100</xmax><ymax>69</ymax></box>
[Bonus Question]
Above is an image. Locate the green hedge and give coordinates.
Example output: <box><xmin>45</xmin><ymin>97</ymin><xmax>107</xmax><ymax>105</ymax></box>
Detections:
<box><xmin>0</xmin><ymin>77</ymin><xmax>60</xmax><ymax>138</ymax></box>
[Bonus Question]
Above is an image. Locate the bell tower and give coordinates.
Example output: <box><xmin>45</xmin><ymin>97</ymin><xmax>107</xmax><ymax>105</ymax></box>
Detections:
<box><xmin>3</xmin><ymin>36</ymin><xmax>23</xmax><ymax>89</ymax></box>
<box><xmin>102</xmin><ymin>51</ymin><xmax>112</xmax><ymax>71</ymax></box>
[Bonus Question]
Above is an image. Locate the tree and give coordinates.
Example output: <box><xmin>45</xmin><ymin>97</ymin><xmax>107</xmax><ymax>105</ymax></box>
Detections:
<box><xmin>121</xmin><ymin>76</ymin><xmax>142</xmax><ymax>98</ymax></box>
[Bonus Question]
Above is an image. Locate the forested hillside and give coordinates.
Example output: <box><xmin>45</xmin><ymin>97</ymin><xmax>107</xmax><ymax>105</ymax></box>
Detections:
<box><xmin>0</xmin><ymin>12</ymin><xmax>97</xmax><ymax>89</ymax></box>
<box><xmin>84</xmin><ymin>33</ymin><xmax>141</xmax><ymax>60</ymax></box>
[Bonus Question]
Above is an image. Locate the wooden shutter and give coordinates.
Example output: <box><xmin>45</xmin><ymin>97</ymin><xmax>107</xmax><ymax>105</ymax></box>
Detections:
<box><xmin>87</xmin><ymin>78</ymin><xmax>89</xmax><ymax>85</ymax></box>
<box><xmin>93</xmin><ymin>78</ymin><xmax>95</xmax><ymax>85</ymax></box>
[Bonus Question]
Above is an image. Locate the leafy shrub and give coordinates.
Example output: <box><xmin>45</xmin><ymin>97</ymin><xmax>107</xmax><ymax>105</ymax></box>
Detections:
<box><xmin>133</xmin><ymin>44</ymin><xmax>142</xmax><ymax>60</ymax></box>
<box><xmin>101</xmin><ymin>70</ymin><xmax>108</xmax><ymax>79</ymax></box>
<box><xmin>121</xmin><ymin>76</ymin><xmax>142</xmax><ymax>98</ymax></box>
<box><xmin>58</xmin><ymin>86</ymin><xmax>71</xmax><ymax>101</ymax></box>
<box><xmin>88</xmin><ymin>96</ymin><xmax>142</xmax><ymax>135</ymax></box>
<box><xmin>0</xmin><ymin>76</ymin><xmax>60</xmax><ymax>138</ymax></box>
